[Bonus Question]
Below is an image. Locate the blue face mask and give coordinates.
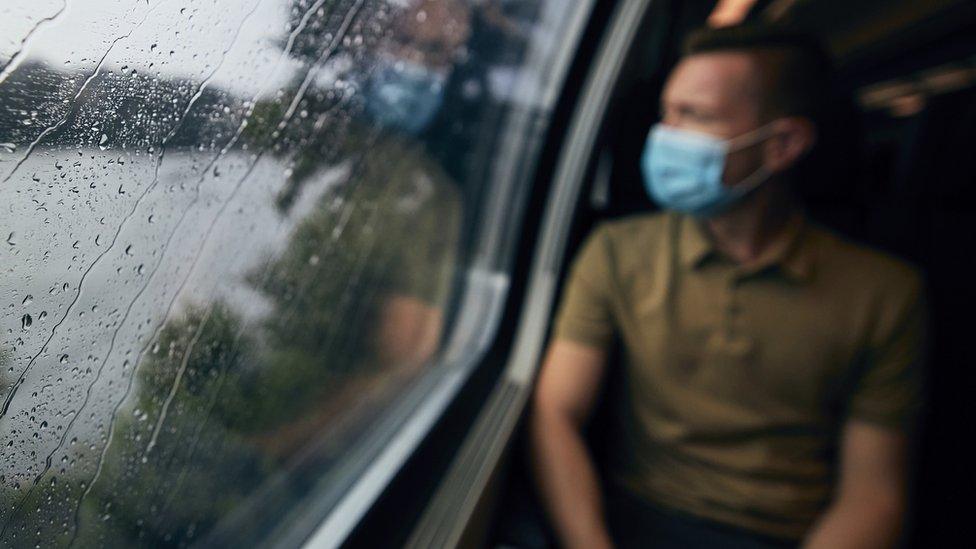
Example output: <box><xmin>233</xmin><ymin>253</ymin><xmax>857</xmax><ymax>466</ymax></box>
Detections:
<box><xmin>641</xmin><ymin>123</ymin><xmax>775</xmax><ymax>217</ymax></box>
<box><xmin>364</xmin><ymin>56</ymin><xmax>447</xmax><ymax>135</ymax></box>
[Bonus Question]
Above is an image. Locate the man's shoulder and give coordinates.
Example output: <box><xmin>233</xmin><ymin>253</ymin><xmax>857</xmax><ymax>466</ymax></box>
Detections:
<box><xmin>591</xmin><ymin>210</ymin><xmax>672</xmax><ymax>249</ymax></box>
<box><xmin>581</xmin><ymin>211</ymin><xmax>673</xmax><ymax>279</ymax></box>
<box><xmin>808</xmin><ymin>223</ymin><xmax>923</xmax><ymax>299</ymax></box>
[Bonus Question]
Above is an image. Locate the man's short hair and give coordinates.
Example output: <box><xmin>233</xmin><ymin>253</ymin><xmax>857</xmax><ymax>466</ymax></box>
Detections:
<box><xmin>683</xmin><ymin>24</ymin><xmax>835</xmax><ymax>124</ymax></box>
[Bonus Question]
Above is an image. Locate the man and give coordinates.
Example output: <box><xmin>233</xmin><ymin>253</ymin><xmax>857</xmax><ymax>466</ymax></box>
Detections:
<box><xmin>259</xmin><ymin>0</ymin><xmax>472</xmax><ymax>376</ymax></box>
<box><xmin>195</xmin><ymin>0</ymin><xmax>465</xmax><ymax>472</ymax></box>
<box><xmin>529</xmin><ymin>25</ymin><xmax>925</xmax><ymax>549</ymax></box>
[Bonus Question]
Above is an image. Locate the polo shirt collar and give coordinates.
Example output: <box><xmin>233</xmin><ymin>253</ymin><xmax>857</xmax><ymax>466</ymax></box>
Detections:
<box><xmin>678</xmin><ymin>213</ymin><xmax>715</xmax><ymax>269</ymax></box>
<box><xmin>678</xmin><ymin>211</ymin><xmax>815</xmax><ymax>283</ymax></box>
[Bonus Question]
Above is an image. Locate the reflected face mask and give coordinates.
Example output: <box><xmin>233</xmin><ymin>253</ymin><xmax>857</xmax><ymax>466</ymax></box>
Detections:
<box><xmin>640</xmin><ymin>123</ymin><xmax>775</xmax><ymax>217</ymax></box>
<box><xmin>364</xmin><ymin>56</ymin><xmax>447</xmax><ymax>135</ymax></box>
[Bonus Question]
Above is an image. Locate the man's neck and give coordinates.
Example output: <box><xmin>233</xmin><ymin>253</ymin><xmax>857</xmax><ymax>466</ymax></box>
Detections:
<box><xmin>702</xmin><ymin>184</ymin><xmax>798</xmax><ymax>266</ymax></box>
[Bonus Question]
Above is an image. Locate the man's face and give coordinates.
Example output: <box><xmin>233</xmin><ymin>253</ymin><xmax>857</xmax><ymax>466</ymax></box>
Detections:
<box><xmin>660</xmin><ymin>51</ymin><xmax>767</xmax><ymax>187</ymax></box>
<box><xmin>390</xmin><ymin>0</ymin><xmax>472</xmax><ymax>70</ymax></box>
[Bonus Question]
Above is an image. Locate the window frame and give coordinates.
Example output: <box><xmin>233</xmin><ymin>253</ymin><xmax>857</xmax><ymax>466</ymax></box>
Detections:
<box><xmin>295</xmin><ymin>1</ymin><xmax>627</xmax><ymax>547</ymax></box>
<box><xmin>301</xmin><ymin>0</ymin><xmax>664</xmax><ymax>547</ymax></box>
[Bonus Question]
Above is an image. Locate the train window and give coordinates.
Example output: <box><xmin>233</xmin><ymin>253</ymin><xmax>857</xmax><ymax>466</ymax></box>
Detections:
<box><xmin>0</xmin><ymin>0</ymin><xmax>589</xmax><ymax>546</ymax></box>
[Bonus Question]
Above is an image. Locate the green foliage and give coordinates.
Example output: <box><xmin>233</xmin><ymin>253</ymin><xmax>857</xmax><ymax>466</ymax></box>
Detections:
<box><xmin>65</xmin><ymin>303</ymin><xmax>269</xmax><ymax>547</ymax></box>
<box><xmin>241</xmin><ymin>98</ymin><xmax>287</xmax><ymax>150</ymax></box>
<box><xmin>47</xmin><ymin>122</ymin><xmax>461</xmax><ymax>546</ymax></box>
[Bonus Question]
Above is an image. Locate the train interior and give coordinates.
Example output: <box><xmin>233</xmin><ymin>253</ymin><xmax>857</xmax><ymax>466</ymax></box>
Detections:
<box><xmin>2</xmin><ymin>0</ymin><xmax>974</xmax><ymax>547</ymax></box>
<box><xmin>476</xmin><ymin>1</ymin><xmax>976</xmax><ymax>547</ymax></box>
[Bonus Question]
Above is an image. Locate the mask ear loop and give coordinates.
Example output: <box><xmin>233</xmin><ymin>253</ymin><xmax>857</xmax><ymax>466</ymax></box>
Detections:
<box><xmin>724</xmin><ymin>122</ymin><xmax>779</xmax><ymax>197</ymax></box>
<box><xmin>730</xmin><ymin>163</ymin><xmax>773</xmax><ymax>197</ymax></box>
<box><xmin>725</xmin><ymin>120</ymin><xmax>779</xmax><ymax>152</ymax></box>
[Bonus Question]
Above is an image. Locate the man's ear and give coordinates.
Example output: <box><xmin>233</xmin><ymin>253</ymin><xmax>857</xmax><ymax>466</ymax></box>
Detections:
<box><xmin>764</xmin><ymin>116</ymin><xmax>817</xmax><ymax>173</ymax></box>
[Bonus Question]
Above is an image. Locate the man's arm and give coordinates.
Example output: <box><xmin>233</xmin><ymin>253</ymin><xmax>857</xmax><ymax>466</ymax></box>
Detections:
<box><xmin>375</xmin><ymin>295</ymin><xmax>444</xmax><ymax>373</ymax></box>
<box><xmin>803</xmin><ymin>420</ymin><xmax>909</xmax><ymax>549</ymax></box>
<box><xmin>528</xmin><ymin>339</ymin><xmax>614</xmax><ymax>549</ymax></box>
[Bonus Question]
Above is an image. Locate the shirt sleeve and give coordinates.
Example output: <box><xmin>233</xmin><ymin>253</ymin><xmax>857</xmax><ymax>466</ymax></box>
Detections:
<box><xmin>848</xmin><ymin>273</ymin><xmax>928</xmax><ymax>431</ymax></box>
<box><xmin>388</xmin><ymin>175</ymin><xmax>461</xmax><ymax>307</ymax></box>
<box><xmin>381</xmin><ymin>144</ymin><xmax>461</xmax><ymax>308</ymax></box>
<box><xmin>551</xmin><ymin>225</ymin><xmax>616</xmax><ymax>350</ymax></box>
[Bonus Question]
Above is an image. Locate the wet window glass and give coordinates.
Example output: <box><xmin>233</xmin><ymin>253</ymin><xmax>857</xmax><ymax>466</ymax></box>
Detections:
<box><xmin>0</xmin><ymin>0</ymin><xmax>584</xmax><ymax>546</ymax></box>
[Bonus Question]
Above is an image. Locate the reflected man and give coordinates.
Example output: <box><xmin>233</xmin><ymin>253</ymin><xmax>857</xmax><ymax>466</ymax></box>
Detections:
<box><xmin>248</xmin><ymin>0</ymin><xmax>473</xmax><ymax>458</ymax></box>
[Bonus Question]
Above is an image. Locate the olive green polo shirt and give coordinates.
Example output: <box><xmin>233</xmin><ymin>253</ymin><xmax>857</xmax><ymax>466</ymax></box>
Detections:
<box><xmin>552</xmin><ymin>211</ymin><xmax>925</xmax><ymax>540</ymax></box>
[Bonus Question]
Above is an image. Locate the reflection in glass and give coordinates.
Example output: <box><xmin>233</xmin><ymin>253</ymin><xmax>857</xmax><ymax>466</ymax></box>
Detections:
<box><xmin>1</xmin><ymin>0</ymin><xmax>571</xmax><ymax>546</ymax></box>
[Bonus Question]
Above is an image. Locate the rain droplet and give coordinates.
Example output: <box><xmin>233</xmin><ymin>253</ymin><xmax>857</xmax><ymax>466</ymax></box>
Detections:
<box><xmin>21</xmin><ymin>314</ymin><xmax>32</xmax><ymax>330</ymax></box>
<box><xmin>99</xmin><ymin>134</ymin><xmax>109</xmax><ymax>150</ymax></box>
<box><xmin>60</xmin><ymin>355</ymin><xmax>69</xmax><ymax>364</ymax></box>
<box><xmin>38</xmin><ymin>311</ymin><xmax>48</xmax><ymax>321</ymax></box>
<box><xmin>0</xmin><ymin>143</ymin><xmax>16</xmax><ymax>153</ymax></box>
<box><xmin>22</xmin><ymin>295</ymin><xmax>33</xmax><ymax>306</ymax></box>
<box><xmin>124</xmin><ymin>244</ymin><xmax>133</xmax><ymax>255</ymax></box>
<box><xmin>6</xmin><ymin>232</ymin><xmax>15</xmax><ymax>246</ymax></box>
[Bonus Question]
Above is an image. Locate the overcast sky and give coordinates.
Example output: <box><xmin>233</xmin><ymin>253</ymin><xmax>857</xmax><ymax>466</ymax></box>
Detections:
<box><xmin>0</xmin><ymin>0</ymin><xmax>320</xmax><ymax>95</ymax></box>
